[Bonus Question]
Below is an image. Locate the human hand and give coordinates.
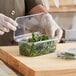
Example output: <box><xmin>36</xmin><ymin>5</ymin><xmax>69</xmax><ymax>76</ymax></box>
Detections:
<box><xmin>0</xmin><ymin>13</ymin><xmax>18</xmax><ymax>35</ymax></box>
<box><xmin>40</xmin><ymin>13</ymin><xmax>63</xmax><ymax>42</ymax></box>
<box><xmin>24</xmin><ymin>13</ymin><xmax>63</xmax><ymax>42</ymax></box>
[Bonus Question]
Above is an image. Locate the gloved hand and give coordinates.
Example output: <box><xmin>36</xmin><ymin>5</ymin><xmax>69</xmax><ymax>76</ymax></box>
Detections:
<box><xmin>0</xmin><ymin>13</ymin><xmax>18</xmax><ymax>35</ymax></box>
<box><xmin>23</xmin><ymin>13</ymin><xmax>63</xmax><ymax>42</ymax></box>
<box><xmin>40</xmin><ymin>13</ymin><xmax>63</xmax><ymax>42</ymax></box>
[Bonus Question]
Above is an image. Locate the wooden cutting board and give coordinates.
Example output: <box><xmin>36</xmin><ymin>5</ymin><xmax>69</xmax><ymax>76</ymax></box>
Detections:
<box><xmin>0</xmin><ymin>43</ymin><xmax>76</xmax><ymax>76</ymax></box>
<box><xmin>0</xmin><ymin>60</ymin><xmax>18</xmax><ymax>76</ymax></box>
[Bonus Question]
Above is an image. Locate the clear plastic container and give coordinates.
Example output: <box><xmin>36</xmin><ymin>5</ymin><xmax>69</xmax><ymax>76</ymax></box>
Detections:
<box><xmin>14</xmin><ymin>13</ymin><xmax>56</xmax><ymax>57</ymax></box>
<box><xmin>14</xmin><ymin>13</ymin><xmax>45</xmax><ymax>42</ymax></box>
<box><xmin>19</xmin><ymin>38</ymin><xmax>56</xmax><ymax>57</ymax></box>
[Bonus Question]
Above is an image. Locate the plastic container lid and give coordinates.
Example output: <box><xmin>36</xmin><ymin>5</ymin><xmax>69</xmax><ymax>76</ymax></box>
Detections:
<box><xmin>14</xmin><ymin>13</ymin><xmax>45</xmax><ymax>42</ymax></box>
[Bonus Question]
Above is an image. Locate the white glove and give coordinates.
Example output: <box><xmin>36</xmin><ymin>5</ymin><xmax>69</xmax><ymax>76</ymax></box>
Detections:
<box><xmin>40</xmin><ymin>13</ymin><xmax>63</xmax><ymax>42</ymax></box>
<box><xmin>23</xmin><ymin>13</ymin><xmax>63</xmax><ymax>42</ymax></box>
<box><xmin>0</xmin><ymin>13</ymin><xmax>18</xmax><ymax>35</ymax></box>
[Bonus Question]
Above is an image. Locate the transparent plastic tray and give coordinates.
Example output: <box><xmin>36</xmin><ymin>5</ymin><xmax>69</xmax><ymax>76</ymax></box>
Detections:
<box><xmin>14</xmin><ymin>13</ymin><xmax>45</xmax><ymax>42</ymax></box>
<box><xmin>19</xmin><ymin>38</ymin><xmax>56</xmax><ymax>57</ymax></box>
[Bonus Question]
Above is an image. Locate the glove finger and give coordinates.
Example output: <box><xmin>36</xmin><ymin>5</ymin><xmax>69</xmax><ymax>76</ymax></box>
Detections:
<box><xmin>0</xmin><ymin>30</ymin><xmax>4</xmax><ymax>35</ymax></box>
<box><xmin>4</xmin><ymin>16</ymin><xmax>18</xmax><ymax>27</ymax></box>
<box><xmin>3</xmin><ymin>21</ymin><xmax>17</xmax><ymax>31</ymax></box>
<box><xmin>0</xmin><ymin>24</ymin><xmax>9</xmax><ymax>32</ymax></box>
<box><xmin>51</xmin><ymin>28</ymin><xmax>56</xmax><ymax>38</ymax></box>
<box><xmin>44</xmin><ymin>22</ymin><xmax>56</xmax><ymax>38</ymax></box>
<box><xmin>44</xmin><ymin>23</ymin><xmax>52</xmax><ymax>36</ymax></box>
<box><xmin>40</xmin><ymin>14</ymin><xmax>48</xmax><ymax>28</ymax></box>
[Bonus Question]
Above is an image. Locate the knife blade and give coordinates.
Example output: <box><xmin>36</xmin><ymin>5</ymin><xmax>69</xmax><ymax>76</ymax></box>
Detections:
<box><xmin>73</xmin><ymin>0</ymin><xmax>76</xmax><ymax>5</ymax></box>
<box><xmin>42</xmin><ymin>0</ymin><xmax>50</xmax><ymax>10</ymax></box>
<box><xmin>53</xmin><ymin>0</ymin><xmax>59</xmax><ymax>8</ymax></box>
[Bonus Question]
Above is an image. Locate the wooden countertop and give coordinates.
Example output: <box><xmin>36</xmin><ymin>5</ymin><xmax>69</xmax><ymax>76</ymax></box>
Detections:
<box><xmin>0</xmin><ymin>42</ymin><xmax>76</xmax><ymax>76</ymax></box>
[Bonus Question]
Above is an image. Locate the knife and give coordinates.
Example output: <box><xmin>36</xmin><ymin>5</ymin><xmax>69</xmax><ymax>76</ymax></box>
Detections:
<box><xmin>42</xmin><ymin>0</ymin><xmax>50</xmax><ymax>10</ymax></box>
<box><xmin>53</xmin><ymin>0</ymin><xmax>59</xmax><ymax>8</ymax></box>
<box><xmin>73</xmin><ymin>0</ymin><xmax>76</xmax><ymax>5</ymax></box>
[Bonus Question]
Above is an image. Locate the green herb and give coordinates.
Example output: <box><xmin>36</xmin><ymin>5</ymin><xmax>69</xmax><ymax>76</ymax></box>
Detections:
<box><xmin>28</xmin><ymin>32</ymin><xmax>49</xmax><ymax>42</ymax></box>
<box><xmin>63</xmin><ymin>52</ymin><xmax>75</xmax><ymax>59</ymax></box>
<box><xmin>19</xmin><ymin>32</ymin><xmax>56</xmax><ymax>57</ymax></box>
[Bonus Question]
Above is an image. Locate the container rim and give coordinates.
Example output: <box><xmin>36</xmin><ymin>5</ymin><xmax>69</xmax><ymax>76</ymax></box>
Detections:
<box><xmin>19</xmin><ymin>38</ymin><xmax>57</xmax><ymax>45</ymax></box>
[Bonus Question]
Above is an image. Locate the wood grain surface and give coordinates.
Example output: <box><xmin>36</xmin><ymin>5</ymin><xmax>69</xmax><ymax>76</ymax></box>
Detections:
<box><xmin>0</xmin><ymin>60</ymin><xmax>18</xmax><ymax>76</ymax></box>
<box><xmin>0</xmin><ymin>42</ymin><xmax>76</xmax><ymax>76</ymax></box>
